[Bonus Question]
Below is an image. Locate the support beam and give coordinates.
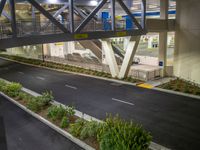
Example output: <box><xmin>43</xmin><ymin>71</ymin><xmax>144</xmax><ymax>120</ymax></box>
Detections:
<box><xmin>159</xmin><ymin>0</ymin><xmax>168</xmax><ymax>77</ymax></box>
<box><xmin>9</xmin><ymin>0</ymin><xmax>17</xmax><ymax>37</ymax></box>
<box><xmin>102</xmin><ymin>39</ymin><xmax>119</xmax><ymax>77</ymax></box>
<box><xmin>141</xmin><ymin>0</ymin><xmax>146</xmax><ymax>29</ymax></box>
<box><xmin>0</xmin><ymin>0</ymin><xmax>6</xmax><ymax>16</ymax></box>
<box><xmin>110</xmin><ymin>0</ymin><xmax>116</xmax><ymax>31</ymax></box>
<box><xmin>32</xmin><ymin>6</ymin><xmax>37</xmax><ymax>33</ymax></box>
<box><xmin>117</xmin><ymin>0</ymin><xmax>142</xmax><ymax>30</ymax></box>
<box><xmin>160</xmin><ymin>0</ymin><xmax>169</xmax><ymax>20</ymax></box>
<box><xmin>159</xmin><ymin>32</ymin><xmax>168</xmax><ymax>77</ymax></box>
<box><xmin>27</xmin><ymin>0</ymin><xmax>69</xmax><ymax>33</ymax></box>
<box><xmin>2</xmin><ymin>11</ymin><xmax>11</xmax><ymax>21</ymax></box>
<box><xmin>75</xmin><ymin>0</ymin><xmax>107</xmax><ymax>33</ymax></box>
<box><xmin>118</xmin><ymin>36</ymin><xmax>140</xmax><ymax>79</ymax></box>
<box><xmin>69</xmin><ymin>0</ymin><xmax>74</xmax><ymax>33</ymax></box>
<box><xmin>41</xmin><ymin>3</ymin><xmax>69</xmax><ymax>31</ymax></box>
<box><xmin>74</xmin><ymin>5</ymin><xmax>87</xmax><ymax>19</ymax></box>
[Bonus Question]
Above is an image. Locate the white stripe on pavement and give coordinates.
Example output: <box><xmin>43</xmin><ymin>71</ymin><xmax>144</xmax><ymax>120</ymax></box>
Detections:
<box><xmin>111</xmin><ymin>98</ymin><xmax>134</xmax><ymax>106</ymax></box>
<box><xmin>36</xmin><ymin>76</ymin><xmax>45</xmax><ymax>80</ymax></box>
<box><xmin>65</xmin><ymin>84</ymin><xmax>77</xmax><ymax>90</ymax></box>
<box><xmin>18</xmin><ymin>71</ymin><xmax>24</xmax><ymax>74</ymax></box>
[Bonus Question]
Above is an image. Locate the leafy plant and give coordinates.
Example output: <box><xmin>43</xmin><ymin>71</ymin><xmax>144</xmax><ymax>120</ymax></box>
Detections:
<box><xmin>36</xmin><ymin>91</ymin><xmax>53</xmax><ymax>107</ymax></box>
<box><xmin>27</xmin><ymin>99</ymin><xmax>40</xmax><ymax>112</ymax></box>
<box><xmin>47</xmin><ymin>105</ymin><xmax>66</xmax><ymax>121</ymax></box>
<box><xmin>3</xmin><ymin>82</ymin><xmax>22</xmax><ymax>97</ymax></box>
<box><xmin>0</xmin><ymin>80</ymin><xmax>6</xmax><ymax>91</ymax></box>
<box><xmin>98</xmin><ymin>115</ymin><xmax>152</xmax><ymax>150</ymax></box>
<box><xmin>60</xmin><ymin>116</ymin><xmax>69</xmax><ymax>128</ymax></box>
<box><xmin>69</xmin><ymin>118</ymin><xmax>86</xmax><ymax>137</ymax></box>
<box><xmin>80</xmin><ymin>120</ymin><xmax>101</xmax><ymax>140</ymax></box>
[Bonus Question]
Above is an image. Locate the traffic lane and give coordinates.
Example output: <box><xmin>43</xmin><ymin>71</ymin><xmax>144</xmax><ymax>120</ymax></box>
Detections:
<box><xmin>1</xmin><ymin>58</ymin><xmax>200</xmax><ymax>149</ymax></box>
<box><xmin>0</xmin><ymin>96</ymin><xmax>82</xmax><ymax>150</ymax></box>
<box><xmin>0</xmin><ymin>116</ymin><xmax>7</xmax><ymax>150</ymax></box>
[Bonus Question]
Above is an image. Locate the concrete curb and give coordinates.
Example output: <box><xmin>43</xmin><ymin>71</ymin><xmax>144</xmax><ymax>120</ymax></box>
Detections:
<box><xmin>153</xmin><ymin>87</ymin><xmax>200</xmax><ymax>100</ymax></box>
<box><xmin>0</xmin><ymin>56</ymin><xmax>138</xmax><ymax>86</ymax></box>
<box><xmin>0</xmin><ymin>92</ymin><xmax>95</xmax><ymax>150</ymax></box>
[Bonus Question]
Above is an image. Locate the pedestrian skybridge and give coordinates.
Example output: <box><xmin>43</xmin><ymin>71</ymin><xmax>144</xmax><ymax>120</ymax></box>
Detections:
<box><xmin>0</xmin><ymin>0</ymin><xmax>146</xmax><ymax>49</ymax></box>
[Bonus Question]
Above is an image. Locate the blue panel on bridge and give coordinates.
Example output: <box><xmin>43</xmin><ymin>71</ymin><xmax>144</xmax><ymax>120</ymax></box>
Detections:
<box><xmin>123</xmin><ymin>16</ymin><xmax>133</xmax><ymax>30</ymax></box>
<box><xmin>102</xmin><ymin>12</ymin><xmax>111</xmax><ymax>31</ymax></box>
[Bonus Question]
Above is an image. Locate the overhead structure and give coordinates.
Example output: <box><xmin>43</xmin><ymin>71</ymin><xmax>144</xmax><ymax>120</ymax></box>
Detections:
<box><xmin>0</xmin><ymin>0</ymin><xmax>146</xmax><ymax>49</ymax></box>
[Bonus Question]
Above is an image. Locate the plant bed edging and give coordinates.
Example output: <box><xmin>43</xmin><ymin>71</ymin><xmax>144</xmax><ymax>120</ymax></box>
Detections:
<box><xmin>153</xmin><ymin>87</ymin><xmax>200</xmax><ymax>100</ymax></box>
<box><xmin>0</xmin><ymin>92</ymin><xmax>95</xmax><ymax>150</ymax></box>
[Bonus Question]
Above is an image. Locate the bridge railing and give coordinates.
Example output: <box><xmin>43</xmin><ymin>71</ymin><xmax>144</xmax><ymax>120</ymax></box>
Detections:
<box><xmin>0</xmin><ymin>18</ymin><xmax>140</xmax><ymax>39</ymax></box>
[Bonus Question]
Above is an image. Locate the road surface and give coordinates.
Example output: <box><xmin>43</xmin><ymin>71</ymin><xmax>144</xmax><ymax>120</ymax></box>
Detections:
<box><xmin>0</xmin><ymin>58</ymin><xmax>200</xmax><ymax>150</ymax></box>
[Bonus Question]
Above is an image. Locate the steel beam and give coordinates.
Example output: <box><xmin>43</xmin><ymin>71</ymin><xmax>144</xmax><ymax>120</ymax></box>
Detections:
<box><xmin>117</xmin><ymin>0</ymin><xmax>142</xmax><ymax>30</ymax></box>
<box><xmin>32</xmin><ymin>6</ymin><xmax>37</xmax><ymax>33</ymax></box>
<box><xmin>41</xmin><ymin>3</ymin><xmax>69</xmax><ymax>31</ymax></box>
<box><xmin>0</xmin><ymin>0</ymin><xmax>6</xmax><ymax>16</ymax></box>
<box><xmin>141</xmin><ymin>0</ymin><xmax>146</xmax><ymax>29</ymax></box>
<box><xmin>75</xmin><ymin>0</ymin><xmax>107</xmax><ymax>33</ymax></box>
<box><xmin>69</xmin><ymin>0</ymin><xmax>74</xmax><ymax>33</ymax></box>
<box><xmin>2</xmin><ymin>11</ymin><xmax>11</xmax><ymax>21</ymax></box>
<box><xmin>9</xmin><ymin>0</ymin><xmax>17</xmax><ymax>37</ymax></box>
<box><xmin>74</xmin><ymin>5</ymin><xmax>87</xmax><ymax>19</ymax></box>
<box><xmin>110</xmin><ymin>0</ymin><xmax>116</xmax><ymax>31</ymax></box>
<box><xmin>27</xmin><ymin>0</ymin><xmax>69</xmax><ymax>33</ymax></box>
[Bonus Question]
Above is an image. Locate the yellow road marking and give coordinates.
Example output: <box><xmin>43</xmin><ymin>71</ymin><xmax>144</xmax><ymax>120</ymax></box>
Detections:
<box><xmin>137</xmin><ymin>83</ymin><xmax>154</xmax><ymax>89</ymax></box>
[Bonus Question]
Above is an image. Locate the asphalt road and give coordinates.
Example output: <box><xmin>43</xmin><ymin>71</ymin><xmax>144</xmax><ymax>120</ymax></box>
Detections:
<box><xmin>0</xmin><ymin>58</ymin><xmax>200</xmax><ymax>150</ymax></box>
<box><xmin>0</xmin><ymin>95</ymin><xmax>82</xmax><ymax>150</ymax></box>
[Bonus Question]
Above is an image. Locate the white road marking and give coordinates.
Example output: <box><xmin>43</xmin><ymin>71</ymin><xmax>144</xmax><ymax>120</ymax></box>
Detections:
<box><xmin>65</xmin><ymin>84</ymin><xmax>77</xmax><ymax>90</ymax></box>
<box><xmin>111</xmin><ymin>98</ymin><xmax>134</xmax><ymax>106</ymax></box>
<box><xmin>36</xmin><ymin>76</ymin><xmax>45</xmax><ymax>80</ymax></box>
<box><xmin>18</xmin><ymin>71</ymin><xmax>24</xmax><ymax>74</ymax></box>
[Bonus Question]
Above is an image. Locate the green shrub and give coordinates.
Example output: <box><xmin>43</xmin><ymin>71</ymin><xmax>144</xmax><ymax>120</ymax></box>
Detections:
<box><xmin>98</xmin><ymin>115</ymin><xmax>152</xmax><ymax>150</ymax></box>
<box><xmin>0</xmin><ymin>80</ymin><xmax>6</xmax><ymax>91</ymax></box>
<box><xmin>3</xmin><ymin>82</ymin><xmax>22</xmax><ymax>97</ymax></box>
<box><xmin>80</xmin><ymin>120</ymin><xmax>101</xmax><ymax>140</ymax></box>
<box><xmin>69</xmin><ymin>118</ymin><xmax>86</xmax><ymax>137</ymax></box>
<box><xmin>27</xmin><ymin>99</ymin><xmax>40</xmax><ymax>112</ymax></box>
<box><xmin>36</xmin><ymin>91</ymin><xmax>53</xmax><ymax>107</ymax></box>
<box><xmin>66</xmin><ymin>106</ymin><xmax>75</xmax><ymax>117</ymax></box>
<box><xmin>47</xmin><ymin>105</ymin><xmax>70</xmax><ymax>121</ymax></box>
<box><xmin>60</xmin><ymin>116</ymin><xmax>70</xmax><ymax>128</ymax></box>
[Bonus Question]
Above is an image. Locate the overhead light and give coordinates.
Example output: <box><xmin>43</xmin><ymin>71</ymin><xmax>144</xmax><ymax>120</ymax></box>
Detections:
<box><xmin>90</xmin><ymin>0</ymin><xmax>98</xmax><ymax>6</ymax></box>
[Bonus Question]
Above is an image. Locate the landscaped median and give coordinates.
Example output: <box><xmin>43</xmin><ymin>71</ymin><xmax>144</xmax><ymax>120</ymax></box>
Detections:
<box><xmin>0</xmin><ymin>53</ymin><xmax>140</xmax><ymax>83</ymax></box>
<box><xmin>158</xmin><ymin>78</ymin><xmax>200</xmax><ymax>96</ymax></box>
<box><xmin>0</xmin><ymin>79</ymin><xmax>152</xmax><ymax>150</ymax></box>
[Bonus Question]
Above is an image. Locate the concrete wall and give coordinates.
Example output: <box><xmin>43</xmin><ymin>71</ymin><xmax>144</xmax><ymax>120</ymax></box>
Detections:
<box><xmin>174</xmin><ymin>0</ymin><xmax>200</xmax><ymax>84</ymax></box>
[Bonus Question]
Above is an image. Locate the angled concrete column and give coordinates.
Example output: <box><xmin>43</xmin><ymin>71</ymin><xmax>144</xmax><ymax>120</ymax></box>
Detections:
<box><xmin>118</xmin><ymin>36</ymin><xmax>140</xmax><ymax>79</ymax></box>
<box><xmin>102</xmin><ymin>39</ymin><xmax>119</xmax><ymax>77</ymax></box>
<box><xmin>159</xmin><ymin>0</ymin><xmax>168</xmax><ymax>77</ymax></box>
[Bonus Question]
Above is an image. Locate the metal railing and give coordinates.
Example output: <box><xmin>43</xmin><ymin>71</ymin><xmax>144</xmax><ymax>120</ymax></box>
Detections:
<box><xmin>0</xmin><ymin>18</ymin><xmax>140</xmax><ymax>40</ymax></box>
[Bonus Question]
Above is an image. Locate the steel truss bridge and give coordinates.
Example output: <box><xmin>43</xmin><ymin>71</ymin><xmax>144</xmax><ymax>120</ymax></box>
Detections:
<box><xmin>0</xmin><ymin>0</ymin><xmax>146</xmax><ymax>49</ymax></box>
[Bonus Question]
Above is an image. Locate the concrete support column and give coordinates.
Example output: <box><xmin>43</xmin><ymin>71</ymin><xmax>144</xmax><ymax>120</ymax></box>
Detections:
<box><xmin>159</xmin><ymin>0</ymin><xmax>168</xmax><ymax>77</ymax></box>
<box><xmin>159</xmin><ymin>32</ymin><xmax>168</xmax><ymax>76</ymax></box>
<box><xmin>102</xmin><ymin>39</ymin><xmax>119</xmax><ymax>77</ymax></box>
<box><xmin>118</xmin><ymin>36</ymin><xmax>140</xmax><ymax>79</ymax></box>
<box><xmin>174</xmin><ymin>0</ymin><xmax>200</xmax><ymax>84</ymax></box>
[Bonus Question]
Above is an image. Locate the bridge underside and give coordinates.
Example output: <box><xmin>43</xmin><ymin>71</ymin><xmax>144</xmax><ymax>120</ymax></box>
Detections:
<box><xmin>0</xmin><ymin>0</ymin><xmax>146</xmax><ymax>49</ymax></box>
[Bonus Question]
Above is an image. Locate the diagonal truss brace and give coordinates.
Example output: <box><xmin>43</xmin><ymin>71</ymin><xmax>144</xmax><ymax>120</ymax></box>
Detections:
<box><xmin>117</xmin><ymin>0</ymin><xmax>143</xmax><ymax>30</ymax></box>
<box><xmin>75</xmin><ymin>0</ymin><xmax>107</xmax><ymax>33</ymax></box>
<box><xmin>41</xmin><ymin>3</ymin><xmax>69</xmax><ymax>31</ymax></box>
<box><xmin>0</xmin><ymin>0</ymin><xmax>7</xmax><ymax>16</ymax></box>
<box><xmin>27</xmin><ymin>0</ymin><xmax>70</xmax><ymax>33</ymax></box>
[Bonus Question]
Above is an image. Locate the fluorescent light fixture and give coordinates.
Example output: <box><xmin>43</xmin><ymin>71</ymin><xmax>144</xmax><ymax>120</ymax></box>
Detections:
<box><xmin>90</xmin><ymin>0</ymin><xmax>98</xmax><ymax>6</ymax></box>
